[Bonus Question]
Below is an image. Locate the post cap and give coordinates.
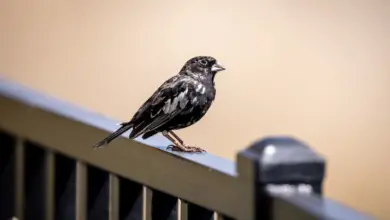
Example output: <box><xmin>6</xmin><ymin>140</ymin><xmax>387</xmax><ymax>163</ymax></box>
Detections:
<box><xmin>240</xmin><ymin>136</ymin><xmax>326</xmax><ymax>184</ymax></box>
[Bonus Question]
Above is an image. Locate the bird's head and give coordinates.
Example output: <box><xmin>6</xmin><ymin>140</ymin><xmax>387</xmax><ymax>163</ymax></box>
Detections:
<box><xmin>180</xmin><ymin>56</ymin><xmax>225</xmax><ymax>80</ymax></box>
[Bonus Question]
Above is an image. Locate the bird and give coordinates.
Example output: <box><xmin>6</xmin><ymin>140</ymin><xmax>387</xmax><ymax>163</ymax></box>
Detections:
<box><xmin>93</xmin><ymin>56</ymin><xmax>226</xmax><ymax>153</ymax></box>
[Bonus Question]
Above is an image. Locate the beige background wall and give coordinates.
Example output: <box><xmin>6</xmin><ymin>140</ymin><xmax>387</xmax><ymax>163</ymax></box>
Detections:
<box><xmin>1</xmin><ymin>1</ymin><xmax>389</xmax><ymax>218</ymax></box>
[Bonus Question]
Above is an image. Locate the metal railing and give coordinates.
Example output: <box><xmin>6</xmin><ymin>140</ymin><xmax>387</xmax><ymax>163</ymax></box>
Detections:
<box><xmin>0</xmin><ymin>78</ymin><xmax>374</xmax><ymax>220</ymax></box>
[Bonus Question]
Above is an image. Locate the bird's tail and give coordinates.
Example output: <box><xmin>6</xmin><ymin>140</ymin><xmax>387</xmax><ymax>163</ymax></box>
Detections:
<box><xmin>93</xmin><ymin>122</ymin><xmax>133</xmax><ymax>149</ymax></box>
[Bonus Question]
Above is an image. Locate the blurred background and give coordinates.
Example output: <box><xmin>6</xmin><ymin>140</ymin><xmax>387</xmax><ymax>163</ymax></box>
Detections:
<box><xmin>1</xmin><ymin>1</ymin><xmax>389</xmax><ymax>219</ymax></box>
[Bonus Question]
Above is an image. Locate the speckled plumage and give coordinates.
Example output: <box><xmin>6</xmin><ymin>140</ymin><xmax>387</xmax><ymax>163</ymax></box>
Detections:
<box><xmin>93</xmin><ymin>56</ymin><xmax>225</xmax><ymax>152</ymax></box>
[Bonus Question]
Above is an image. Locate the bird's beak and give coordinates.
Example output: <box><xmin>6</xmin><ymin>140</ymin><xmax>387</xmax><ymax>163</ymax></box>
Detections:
<box><xmin>211</xmin><ymin>62</ymin><xmax>226</xmax><ymax>72</ymax></box>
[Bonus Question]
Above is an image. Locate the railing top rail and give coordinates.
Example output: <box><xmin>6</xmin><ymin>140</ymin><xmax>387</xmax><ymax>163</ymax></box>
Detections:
<box><xmin>0</xmin><ymin>77</ymin><xmax>376</xmax><ymax>220</ymax></box>
<box><xmin>0</xmin><ymin>78</ymin><xmax>236</xmax><ymax>176</ymax></box>
<box><xmin>0</xmin><ymin>77</ymin><xmax>244</xmax><ymax>217</ymax></box>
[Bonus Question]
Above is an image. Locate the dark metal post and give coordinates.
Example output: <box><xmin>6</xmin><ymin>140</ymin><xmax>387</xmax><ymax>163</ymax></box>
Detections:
<box><xmin>237</xmin><ymin>136</ymin><xmax>326</xmax><ymax>220</ymax></box>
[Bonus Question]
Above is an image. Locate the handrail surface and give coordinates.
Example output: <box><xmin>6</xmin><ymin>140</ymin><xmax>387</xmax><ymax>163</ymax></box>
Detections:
<box><xmin>0</xmin><ymin>78</ymin><xmax>236</xmax><ymax>176</ymax></box>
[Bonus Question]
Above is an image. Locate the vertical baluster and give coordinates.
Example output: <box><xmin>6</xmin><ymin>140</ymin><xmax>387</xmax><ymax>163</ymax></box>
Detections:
<box><xmin>178</xmin><ymin>199</ymin><xmax>188</xmax><ymax>220</ymax></box>
<box><xmin>76</xmin><ymin>161</ymin><xmax>87</xmax><ymax>220</ymax></box>
<box><xmin>45</xmin><ymin>150</ymin><xmax>55</xmax><ymax>220</ymax></box>
<box><xmin>14</xmin><ymin>137</ymin><xmax>25</xmax><ymax>220</ymax></box>
<box><xmin>108</xmin><ymin>174</ymin><xmax>119</xmax><ymax>220</ymax></box>
<box><xmin>214</xmin><ymin>212</ymin><xmax>234</xmax><ymax>220</ymax></box>
<box><xmin>142</xmin><ymin>186</ymin><xmax>152</xmax><ymax>220</ymax></box>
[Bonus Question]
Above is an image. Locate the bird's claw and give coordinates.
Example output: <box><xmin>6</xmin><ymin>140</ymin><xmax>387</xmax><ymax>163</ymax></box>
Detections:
<box><xmin>166</xmin><ymin>144</ymin><xmax>206</xmax><ymax>153</ymax></box>
<box><xmin>166</xmin><ymin>144</ymin><xmax>177</xmax><ymax>151</ymax></box>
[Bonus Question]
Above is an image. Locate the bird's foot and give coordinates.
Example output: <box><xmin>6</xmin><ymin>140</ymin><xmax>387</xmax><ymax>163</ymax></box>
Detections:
<box><xmin>166</xmin><ymin>144</ymin><xmax>206</xmax><ymax>153</ymax></box>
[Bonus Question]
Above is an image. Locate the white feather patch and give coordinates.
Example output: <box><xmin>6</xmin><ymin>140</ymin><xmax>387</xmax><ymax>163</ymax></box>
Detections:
<box><xmin>201</xmin><ymin>86</ymin><xmax>206</xmax><ymax>94</ymax></box>
<box><xmin>196</xmin><ymin>84</ymin><xmax>203</xmax><ymax>92</ymax></box>
<box><xmin>162</xmin><ymin>99</ymin><xmax>172</xmax><ymax>114</ymax></box>
<box><xmin>163</xmin><ymin>87</ymin><xmax>189</xmax><ymax>114</ymax></box>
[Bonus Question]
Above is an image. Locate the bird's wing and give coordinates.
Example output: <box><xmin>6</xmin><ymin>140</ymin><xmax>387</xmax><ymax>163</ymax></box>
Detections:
<box><xmin>129</xmin><ymin>77</ymin><xmax>193</xmax><ymax>139</ymax></box>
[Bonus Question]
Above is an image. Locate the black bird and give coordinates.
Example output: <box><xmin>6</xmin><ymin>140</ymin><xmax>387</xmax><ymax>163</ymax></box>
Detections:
<box><xmin>93</xmin><ymin>56</ymin><xmax>225</xmax><ymax>152</ymax></box>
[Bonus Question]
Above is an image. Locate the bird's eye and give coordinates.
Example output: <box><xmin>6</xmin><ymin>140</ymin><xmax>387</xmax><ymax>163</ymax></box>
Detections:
<box><xmin>199</xmin><ymin>60</ymin><xmax>208</xmax><ymax>66</ymax></box>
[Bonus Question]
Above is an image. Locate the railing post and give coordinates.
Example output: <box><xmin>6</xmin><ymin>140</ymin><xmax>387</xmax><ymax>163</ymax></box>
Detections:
<box><xmin>237</xmin><ymin>136</ymin><xmax>326</xmax><ymax>220</ymax></box>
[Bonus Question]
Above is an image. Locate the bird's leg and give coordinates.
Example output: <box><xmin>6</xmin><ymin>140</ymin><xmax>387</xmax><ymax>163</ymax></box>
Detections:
<box><xmin>168</xmin><ymin>131</ymin><xmax>184</xmax><ymax>144</ymax></box>
<box><xmin>162</xmin><ymin>131</ymin><xmax>206</xmax><ymax>153</ymax></box>
<box><xmin>162</xmin><ymin>131</ymin><xmax>187</xmax><ymax>151</ymax></box>
<box><xmin>168</xmin><ymin>131</ymin><xmax>206</xmax><ymax>152</ymax></box>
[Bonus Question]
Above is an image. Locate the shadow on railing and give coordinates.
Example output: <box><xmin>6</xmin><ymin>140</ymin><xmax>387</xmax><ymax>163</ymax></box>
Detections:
<box><xmin>0</xmin><ymin>78</ymin><xmax>374</xmax><ymax>220</ymax></box>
